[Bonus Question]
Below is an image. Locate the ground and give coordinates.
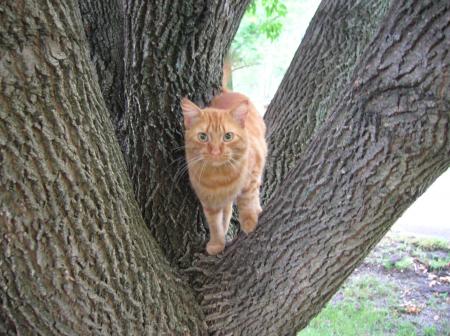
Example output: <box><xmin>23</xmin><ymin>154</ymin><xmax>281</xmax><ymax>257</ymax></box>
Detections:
<box><xmin>299</xmin><ymin>234</ymin><xmax>450</xmax><ymax>336</ymax></box>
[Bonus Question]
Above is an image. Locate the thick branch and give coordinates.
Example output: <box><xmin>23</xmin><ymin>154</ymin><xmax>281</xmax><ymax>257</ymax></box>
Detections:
<box><xmin>0</xmin><ymin>1</ymin><xmax>205</xmax><ymax>334</ymax></box>
<box><xmin>194</xmin><ymin>1</ymin><xmax>450</xmax><ymax>334</ymax></box>
<box><xmin>123</xmin><ymin>0</ymin><xmax>250</xmax><ymax>267</ymax></box>
<box><xmin>263</xmin><ymin>0</ymin><xmax>391</xmax><ymax>203</ymax></box>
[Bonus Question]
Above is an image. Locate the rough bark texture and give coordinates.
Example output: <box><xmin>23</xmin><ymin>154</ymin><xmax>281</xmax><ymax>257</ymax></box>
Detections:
<box><xmin>193</xmin><ymin>1</ymin><xmax>450</xmax><ymax>334</ymax></box>
<box><xmin>263</xmin><ymin>0</ymin><xmax>392</xmax><ymax>203</ymax></box>
<box><xmin>78</xmin><ymin>0</ymin><xmax>126</xmax><ymax>143</ymax></box>
<box><xmin>1</xmin><ymin>0</ymin><xmax>449</xmax><ymax>335</ymax></box>
<box><xmin>122</xmin><ymin>0</ymin><xmax>250</xmax><ymax>266</ymax></box>
<box><xmin>0</xmin><ymin>1</ymin><xmax>205</xmax><ymax>334</ymax></box>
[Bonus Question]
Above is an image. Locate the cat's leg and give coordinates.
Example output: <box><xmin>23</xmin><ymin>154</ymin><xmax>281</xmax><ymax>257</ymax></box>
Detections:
<box><xmin>203</xmin><ymin>206</ymin><xmax>225</xmax><ymax>255</ymax></box>
<box><xmin>222</xmin><ymin>202</ymin><xmax>233</xmax><ymax>235</ymax></box>
<box><xmin>237</xmin><ymin>178</ymin><xmax>262</xmax><ymax>234</ymax></box>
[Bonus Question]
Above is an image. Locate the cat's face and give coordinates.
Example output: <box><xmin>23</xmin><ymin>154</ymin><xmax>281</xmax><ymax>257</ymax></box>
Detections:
<box><xmin>181</xmin><ymin>98</ymin><xmax>248</xmax><ymax>167</ymax></box>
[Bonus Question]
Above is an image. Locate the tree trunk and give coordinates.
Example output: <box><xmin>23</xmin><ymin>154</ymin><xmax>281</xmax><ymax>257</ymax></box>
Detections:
<box><xmin>121</xmin><ymin>0</ymin><xmax>250</xmax><ymax>266</ymax></box>
<box><xmin>0</xmin><ymin>1</ymin><xmax>205</xmax><ymax>334</ymax></box>
<box><xmin>1</xmin><ymin>0</ymin><xmax>449</xmax><ymax>335</ymax></box>
<box><xmin>78</xmin><ymin>0</ymin><xmax>126</xmax><ymax>143</ymax></box>
<box><xmin>193</xmin><ymin>1</ymin><xmax>450</xmax><ymax>333</ymax></box>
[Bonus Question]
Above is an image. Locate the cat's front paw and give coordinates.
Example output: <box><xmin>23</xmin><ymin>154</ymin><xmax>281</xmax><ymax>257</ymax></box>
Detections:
<box><xmin>206</xmin><ymin>242</ymin><xmax>225</xmax><ymax>255</ymax></box>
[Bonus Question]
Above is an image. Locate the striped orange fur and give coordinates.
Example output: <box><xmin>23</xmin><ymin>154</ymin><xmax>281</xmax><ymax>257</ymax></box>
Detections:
<box><xmin>181</xmin><ymin>91</ymin><xmax>267</xmax><ymax>255</ymax></box>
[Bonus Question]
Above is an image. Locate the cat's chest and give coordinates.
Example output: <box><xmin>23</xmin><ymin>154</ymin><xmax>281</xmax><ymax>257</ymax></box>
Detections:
<box><xmin>189</xmin><ymin>165</ymin><xmax>247</xmax><ymax>204</ymax></box>
<box><xmin>193</xmin><ymin>167</ymin><xmax>245</xmax><ymax>189</ymax></box>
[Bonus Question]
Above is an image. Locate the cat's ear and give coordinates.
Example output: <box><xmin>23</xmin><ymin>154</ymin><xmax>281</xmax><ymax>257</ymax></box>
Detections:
<box><xmin>230</xmin><ymin>100</ymin><xmax>249</xmax><ymax>128</ymax></box>
<box><xmin>181</xmin><ymin>97</ymin><xmax>201</xmax><ymax>128</ymax></box>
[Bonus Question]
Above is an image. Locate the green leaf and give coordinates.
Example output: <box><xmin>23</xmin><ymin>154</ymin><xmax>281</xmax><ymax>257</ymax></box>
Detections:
<box><xmin>229</xmin><ymin>0</ymin><xmax>289</xmax><ymax>69</ymax></box>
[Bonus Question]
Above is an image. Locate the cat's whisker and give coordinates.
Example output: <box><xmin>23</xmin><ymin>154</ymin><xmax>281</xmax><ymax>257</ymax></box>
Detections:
<box><xmin>174</xmin><ymin>155</ymin><xmax>203</xmax><ymax>183</ymax></box>
<box><xmin>198</xmin><ymin>160</ymin><xmax>207</xmax><ymax>182</ymax></box>
<box><xmin>225</xmin><ymin>158</ymin><xmax>238</xmax><ymax>171</ymax></box>
<box><xmin>174</xmin><ymin>163</ymin><xmax>191</xmax><ymax>181</ymax></box>
<box><xmin>176</xmin><ymin>154</ymin><xmax>202</xmax><ymax>168</ymax></box>
<box><xmin>168</xmin><ymin>156</ymin><xmax>185</xmax><ymax>168</ymax></box>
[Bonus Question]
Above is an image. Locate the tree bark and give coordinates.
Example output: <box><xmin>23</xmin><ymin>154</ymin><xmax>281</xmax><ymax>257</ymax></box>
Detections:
<box><xmin>1</xmin><ymin>0</ymin><xmax>449</xmax><ymax>335</ymax></box>
<box><xmin>193</xmin><ymin>0</ymin><xmax>450</xmax><ymax>334</ymax></box>
<box><xmin>0</xmin><ymin>1</ymin><xmax>205</xmax><ymax>334</ymax></box>
<box><xmin>263</xmin><ymin>0</ymin><xmax>392</xmax><ymax>203</ymax></box>
<box><xmin>122</xmin><ymin>0</ymin><xmax>250</xmax><ymax>266</ymax></box>
<box><xmin>78</xmin><ymin>0</ymin><xmax>126</xmax><ymax>142</ymax></box>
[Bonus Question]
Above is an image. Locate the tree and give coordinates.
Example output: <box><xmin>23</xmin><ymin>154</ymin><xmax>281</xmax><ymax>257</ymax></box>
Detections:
<box><xmin>225</xmin><ymin>0</ymin><xmax>288</xmax><ymax>89</ymax></box>
<box><xmin>1</xmin><ymin>0</ymin><xmax>449</xmax><ymax>335</ymax></box>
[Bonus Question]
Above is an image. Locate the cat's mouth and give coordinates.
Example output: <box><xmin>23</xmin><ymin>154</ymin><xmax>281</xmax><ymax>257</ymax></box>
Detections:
<box><xmin>209</xmin><ymin>160</ymin><xmax>226</xmax><ymax>167</ymax></box>
<box><xmin>204</xmin><ymin>154</ymin><xmax>232</xmax><ymax>167</ymax></box>
<box><xmin>206</xmin><ymin>157</ymin><xmax>226</xmax><ymax>165</ymax></box>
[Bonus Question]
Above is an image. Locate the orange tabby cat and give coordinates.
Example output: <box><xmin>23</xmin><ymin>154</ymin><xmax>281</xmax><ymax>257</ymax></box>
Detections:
<box><xmin>181</xmin><ymin>91</ymin><xmax>267</xmax><ymax>255</ymax></box>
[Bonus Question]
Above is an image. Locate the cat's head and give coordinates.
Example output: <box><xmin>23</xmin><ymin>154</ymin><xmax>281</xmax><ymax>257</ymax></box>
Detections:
<box><xmin>181</xmin><ymin>97</ymin><xmax>249</xmax><ymax>167</ymax></box>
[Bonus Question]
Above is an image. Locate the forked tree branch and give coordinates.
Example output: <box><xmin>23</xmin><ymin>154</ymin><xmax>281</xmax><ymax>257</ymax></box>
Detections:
<box><xmin>194</xmin><ymin>1</ymin><xmax>450</xmax><ymax>334</ymax></box>
<box><xmin>2</xmin><ymin>0</ymin><xmax>448</xmax><ymax>335</ymax></box>
<box><xmin>263</xmin><ymin>0</ymin><xmax>392</xmax><ymax>203</ymax></box>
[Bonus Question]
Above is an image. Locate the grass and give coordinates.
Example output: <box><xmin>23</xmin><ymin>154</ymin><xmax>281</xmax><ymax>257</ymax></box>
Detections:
<box><xmin>410</xmin><ymin>237</ymin><xmax>449</xmax><ymax>272</ymax></box>
<box><xmin>412</xmin><ymin>238</ymin><xmax>449</xmax><ymax>251</ymax></box>
<box><xmin>366</xmin><ymin>235</ymin><xmax>449</xmax><ymax>273</ymax></box>
<box><xmin>299</xmin><ymin>300</ymin><xmax>391</xmax><ymax>336</ymax></box>
<box><xmin>298</xmin><ymin>275</ymin><xmax>417</xmax><ymax>336</ymax></box>
<box><xmin>427</xmin><ymin>293</ymin><xmax>448</xmax><ymax>309</ymax></box>
<box><xmin>429</xmin><ymin>256</ymin><xmax>450</xmax><ymax>271</ymax></box>
<box><xmin>298</xmin><ymin>234</ymin><xmax>450</xmax><ymax>336</ymax></box>
<box><xmin>423</xmin><ymin>326</ymin><xmax>438</xmax><ymax>336</ymax></box>
<box><xmin>383</xmin><ymin>256</ymin><xmax>414</xmax><ymax>271</ymax></box>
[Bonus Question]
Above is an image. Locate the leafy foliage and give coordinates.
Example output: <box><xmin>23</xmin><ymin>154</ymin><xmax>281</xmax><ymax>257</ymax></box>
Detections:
<box><xmin>230</xmin><ymin>0</ymin><xmax>287</xmax><ymax>70</ymax></box>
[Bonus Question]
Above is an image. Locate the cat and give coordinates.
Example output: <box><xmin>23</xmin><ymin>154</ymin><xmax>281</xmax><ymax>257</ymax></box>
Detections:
<box><xmin>181</xmin><ymin>91</ymin><xmax>267</xmax><ymax>255</ymax></box>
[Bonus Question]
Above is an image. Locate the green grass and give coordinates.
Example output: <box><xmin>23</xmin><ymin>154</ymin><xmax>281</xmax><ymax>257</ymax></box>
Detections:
<box><xmin>412</xmin><ymin>238</ymin><xmax>449</xmax><ymax>251</ymax></box>
<box><xmin>346</xmin><ymin>275</ymin><xmax>396</xmax><ymax>301</ymax></box>
<box><xmin>429</xmin><ymin>256</ymin><xmax>450</xmax><ymax>271</ymax></box>
<box><xmin>299</xmin><ymin>300</ymin><xmax>390</xmax><ymax>336</ymax></box>
<box><xmin>383</xmin><ymin>257</ymin><xmax>414</xmax><ymax>271</ymax></box>
<box><xmin>298</xmin><ymin>235</ymin><xmax>449</xmax><ymax>336</ymax></box>
<box><xmin>394</xmin><ymin>257</ymin><xmax>414</xmax><ymax>271</ymax></box>
<box><xmin>376</xmin><ymin>235</ymin><xmax>450</xmax><ymax>272</ymax></box>
<box><xmin>427</xmin><ymin>293</ymin><xmax>448</xmax><ymax>310</ymax></box>
<box><xmin>298</xmin><ymin>276</ymin><xmax>417</xmax><ymax>336</ymax></box>
<box><xmin>410</xmin><ymin>248</ymin><xmax>427</xmax><ymax>259</ymax></box>
<box><xmin>423</xmin><ymin>325</ymin><xmax>438</xmax><ymax>336</ymax></box>
<box><xmin>406</xmin><ymin>236</ymin><xmax>450</xmax><ymax>272</ymax></box>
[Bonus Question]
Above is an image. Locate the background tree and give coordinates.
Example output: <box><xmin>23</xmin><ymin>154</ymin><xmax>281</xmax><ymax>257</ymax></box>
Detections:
<box><xmin>224</xmin><ymin>0</ymin><xmax>288</xmax><ymax>89</ymax></box>
<box><xmin>1</xmin><ymin>0</ymin><xmax>449</xmax><ymax>335</ymax></box>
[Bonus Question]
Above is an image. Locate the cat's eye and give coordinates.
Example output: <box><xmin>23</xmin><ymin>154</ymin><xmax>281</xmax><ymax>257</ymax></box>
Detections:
<box><xmin>198</xmin><ymin>132</ymin><xmax>208</xmax><ymax>142</ymax></box>
<box><xmin>223</xmin><ymin>132</ymin><xmax>234</xmax><ymax>142</ymax></box>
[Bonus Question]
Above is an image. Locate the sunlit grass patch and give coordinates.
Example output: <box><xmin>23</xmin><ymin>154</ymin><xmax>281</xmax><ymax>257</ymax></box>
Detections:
<box><xmin>383</xmin><ymin>256</ymin><xmax>414</xmax><ymax>271</ymax></box>
<box><xmin>423</xmin><ymin>325</ymin><xmax>438</xmax><ymax>336</ymax></box>
<box><xmin>412</xmin><ymin>238</ymin><xmax>449</xmax><ymax>252</ymax></box>
<box><xmin>299</xmin><ymin>234</ymin><xmax>449</xmax><ymax>336</ymax></box>
<box><xmin>299</xmin><ymin>300</ymin><xmax>391</xmax><ymax>336</ymax></box>
<box><xmin>429</xmin><ymin>256</ymin><xmax>450</xmax><ymax>272</ymax></box>
<box><xmin>298</xmin><ymin>275</ymin><xmax>417</xmax><ymax>336</ymax></box>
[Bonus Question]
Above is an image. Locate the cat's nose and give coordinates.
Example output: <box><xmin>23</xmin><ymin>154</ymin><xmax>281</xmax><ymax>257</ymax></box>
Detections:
<box><xmin>211</xmin><ymin>147</ymin><xmax>221</xmax><ymax>156</ymax></box>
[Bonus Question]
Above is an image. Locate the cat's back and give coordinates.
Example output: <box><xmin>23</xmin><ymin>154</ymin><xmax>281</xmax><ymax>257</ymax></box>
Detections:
<box><xmin>210</xmin><ymin>90</ymin><xmax>248</xmax><ymax>110</ymax></box>
<box><xmin>211</xmin><ymin>91</ymin><xmax>266</xmax><ymax>138</ymax></box>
